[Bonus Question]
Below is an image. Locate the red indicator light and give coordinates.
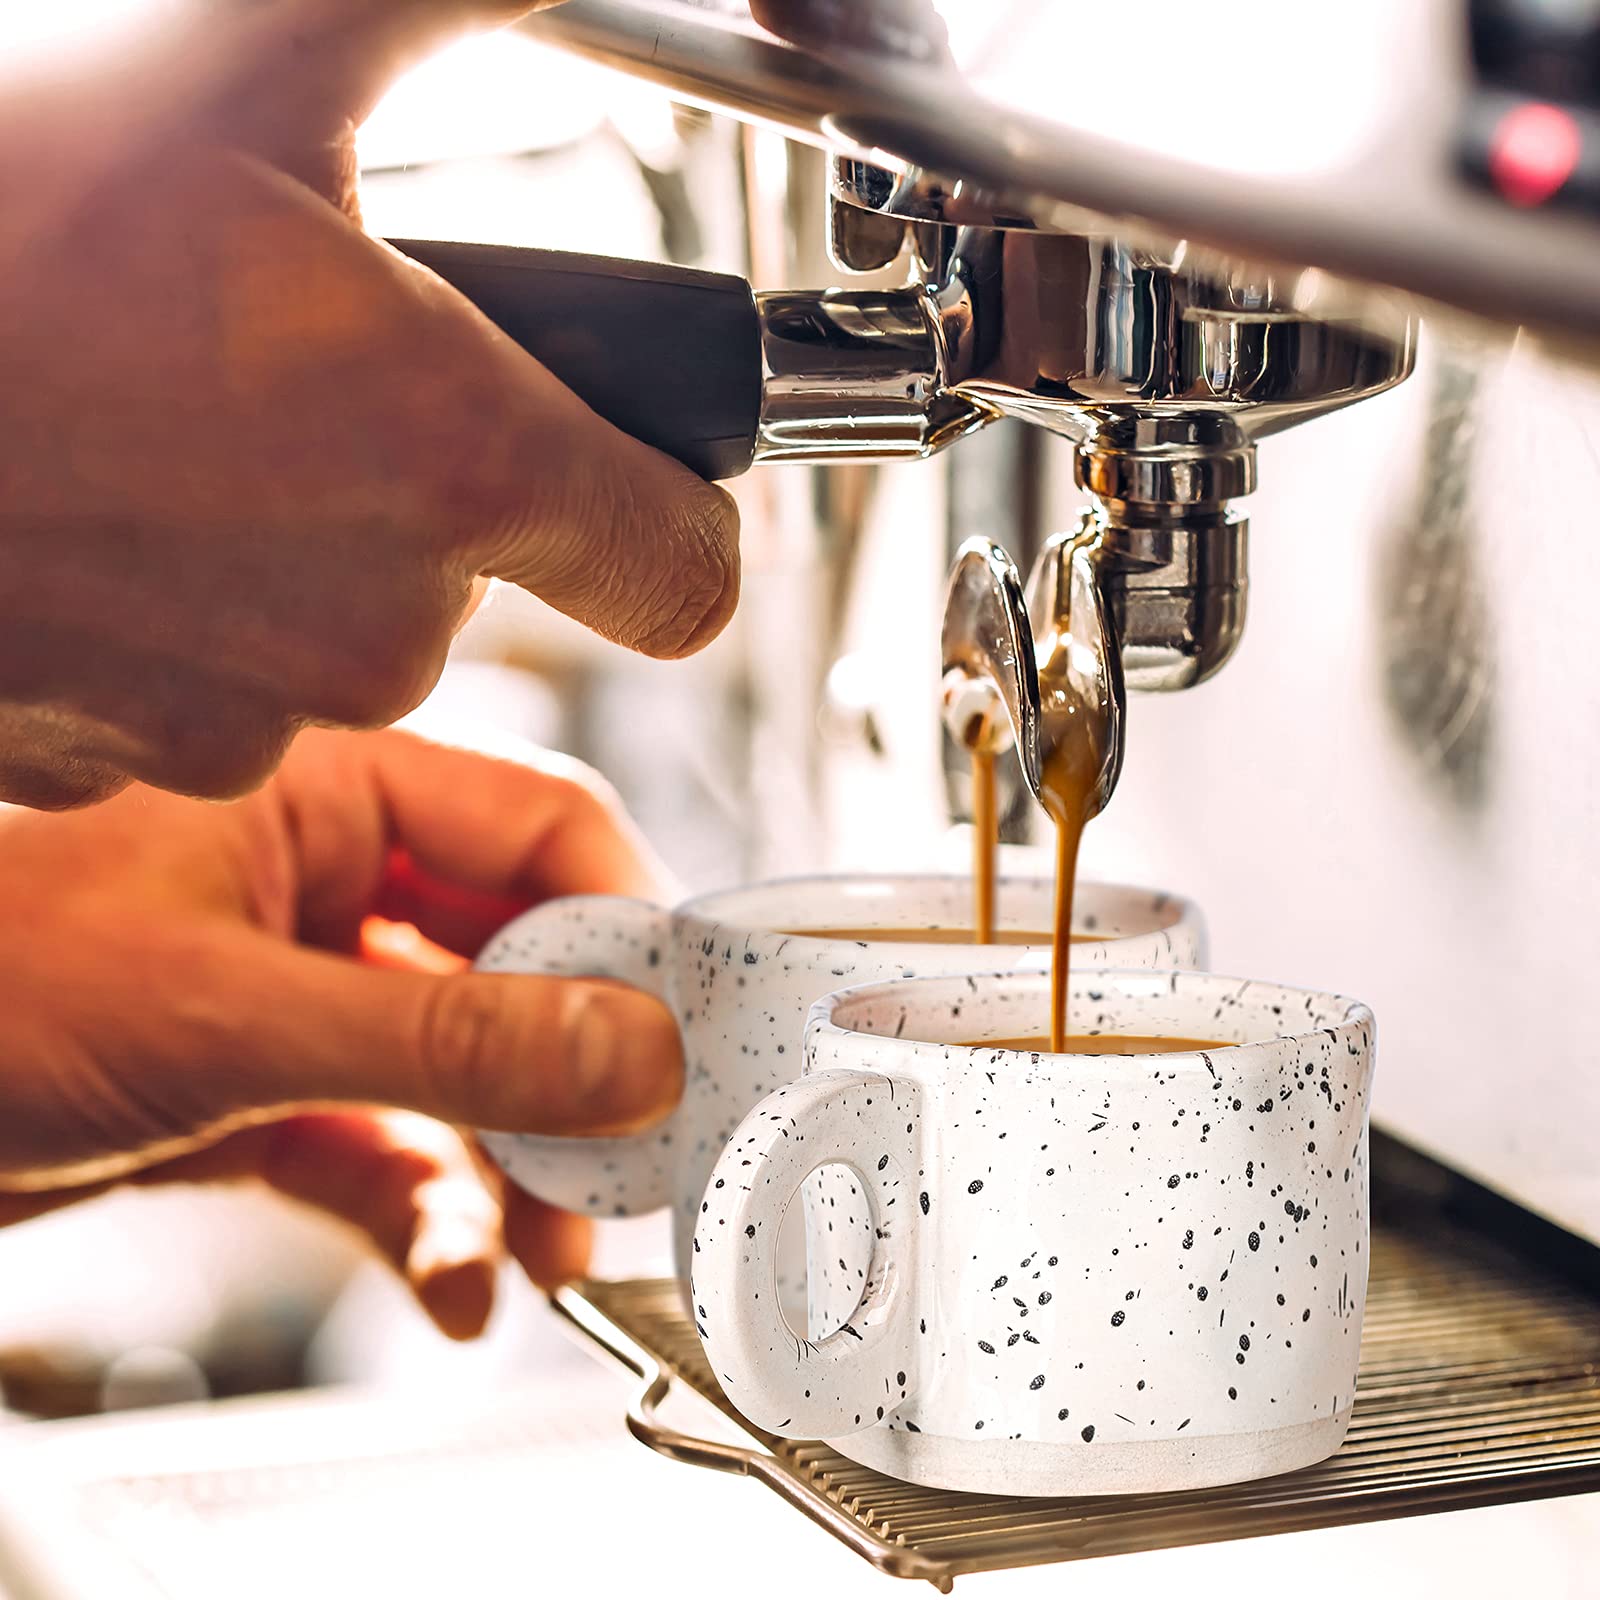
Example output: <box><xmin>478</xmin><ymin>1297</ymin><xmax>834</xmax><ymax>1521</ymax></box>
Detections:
<box><xmin>1488</xmin><ymin>101</ymin><xmax>1582</xmax><ymax>207</ymax></box>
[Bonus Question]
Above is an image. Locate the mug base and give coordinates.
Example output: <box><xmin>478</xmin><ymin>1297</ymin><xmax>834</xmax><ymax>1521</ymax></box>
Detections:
<box><xmin>823</xmin><ymin>1408</ymin><xmax>1352</xmax><ymax>1497</ymax></box>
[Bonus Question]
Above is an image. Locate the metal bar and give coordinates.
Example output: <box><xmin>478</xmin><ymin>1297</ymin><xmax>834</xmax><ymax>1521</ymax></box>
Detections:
<box><xmin>550</xmin><ymin>1208</ymin><xmax>1600</xmax><ymax>1586</ymax></box>
<box><xmin>519</xmin><ymin>2</ymin><xmax>1600</xmax><ymax>340</ymax></box>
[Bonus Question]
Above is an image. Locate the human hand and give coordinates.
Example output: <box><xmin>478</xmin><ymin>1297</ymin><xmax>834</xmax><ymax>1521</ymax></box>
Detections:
<box><xmin>0</xmin><ymin>1</ymin><xmax>738</xmax><ymax>809</ymax></box>
<box><xmin>0</xmin><ymin>726</ymin><xmax>685</xmax><ymax>1339</ymax></box>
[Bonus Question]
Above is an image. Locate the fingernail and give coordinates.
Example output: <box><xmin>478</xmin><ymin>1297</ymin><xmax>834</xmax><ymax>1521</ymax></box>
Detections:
<box><xmin>570</xmin><ymin>986</ymin><xmax>683</xmax><ymax>1134</ymax></box>
<box><xmin>415</xmin><ymin>1255</ymin><xmax>497</xmax><ymax>1342</ymax></box>
<box><xmin>408</xmin><ymin>1208</ymin><xmax>499</xmax><ymax>1343</ymax></box>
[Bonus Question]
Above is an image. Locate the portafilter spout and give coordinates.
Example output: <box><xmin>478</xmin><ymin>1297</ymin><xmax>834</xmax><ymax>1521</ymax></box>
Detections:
<box><xmin>941</xmin><ymin>534</ymin><xmax>1125</xmax><ymax>819</ymax></box>
<box><xmin>940</xmin><ymin>537</ymin><xmax>1039</xmax><ymax>779</ymax></box>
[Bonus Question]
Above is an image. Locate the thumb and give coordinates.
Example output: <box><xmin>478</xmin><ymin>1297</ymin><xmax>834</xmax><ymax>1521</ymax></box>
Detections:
<box><xmin>385</xmin><ymin>240</ymin><xmax>743</xmax><ymax>658</ymax></box>
<box><xmin>205</xmin><ymin>930</ymin><xmax>684</xmax><ymax>1137</ymax></box>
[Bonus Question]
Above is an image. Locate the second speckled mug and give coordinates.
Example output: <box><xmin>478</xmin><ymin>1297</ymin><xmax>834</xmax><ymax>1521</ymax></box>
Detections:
<box><xmin>693</xmin><ymin>969</ymin><xmax>1376</xmax><ymax>1496</ymax></box>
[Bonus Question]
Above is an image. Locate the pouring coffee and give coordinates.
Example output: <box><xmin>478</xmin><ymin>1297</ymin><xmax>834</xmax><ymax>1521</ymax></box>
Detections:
<box><xmin>943</xmin><ymin>531</ymin><xmax>1124</xmax><ymax>1048</ymax></box>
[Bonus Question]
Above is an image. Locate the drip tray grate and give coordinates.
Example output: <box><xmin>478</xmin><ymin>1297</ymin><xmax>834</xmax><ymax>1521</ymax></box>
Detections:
<box><xmin>552</xmin><ymin>1208</ymin><xmax>1600</xmax><ymax>1589</ymax></box>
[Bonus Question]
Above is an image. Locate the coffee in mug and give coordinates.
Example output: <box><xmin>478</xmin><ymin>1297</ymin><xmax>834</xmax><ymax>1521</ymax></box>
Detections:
<box><xmin>778</xmin><ymin>928</ymin><xmax>1100</xmax><ymax>946</ymax></box>
<box><xmin>965</xmin><ymin>1033</ymin><xmax>1229</xmax><ymax>1053</ymax></box>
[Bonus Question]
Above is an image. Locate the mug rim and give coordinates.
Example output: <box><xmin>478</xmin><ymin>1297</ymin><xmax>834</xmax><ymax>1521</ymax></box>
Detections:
<box><xmin>673</xmin><ymin>871</ymin><xmax>1200</xmax><ymax>956</ymax></box>
<box><xmin>805</xmin><ymin>966</ymin><xmax>1374</xmax><ymax>1079</ymax></box>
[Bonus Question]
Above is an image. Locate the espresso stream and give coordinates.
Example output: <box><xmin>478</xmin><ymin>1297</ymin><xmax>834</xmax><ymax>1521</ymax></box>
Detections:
<box><xmin>801</xmin><ymin>598</ymin><xmax>1113</xmax><ymax>1045</ymax></box>
<box><xmin>960</xmin><ymin>609</ymin><xmax>1110</xmax><ymax>1050</ymax></box>
<box><xmin>1035</xmin><ymin>628</ymin><xmax>1109</xmax><ymax>1051</ymax></box>
<box><xmin>971</xmin><ymin>746</ymin><xmax>997</xmax><ymax>945</ymax></box>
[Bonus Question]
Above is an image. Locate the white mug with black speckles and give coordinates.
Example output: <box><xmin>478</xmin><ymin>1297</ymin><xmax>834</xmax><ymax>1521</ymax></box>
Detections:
<box><xmin>474</xmin><ymin>875</ymin><xmax>1205</xmax><ymax>1315</ymax></box>
<box><xmin>693</xmin><ymin>968</ymin><xmax>1375</xmax><ymax>1496</ymax></box>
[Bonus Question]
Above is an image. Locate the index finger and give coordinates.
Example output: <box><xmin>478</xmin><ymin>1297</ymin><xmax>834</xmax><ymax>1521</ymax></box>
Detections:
<box><xmin>282</xmin><ymin>726</ymin><xmax>674</xmax><ymax>956</ymax></box>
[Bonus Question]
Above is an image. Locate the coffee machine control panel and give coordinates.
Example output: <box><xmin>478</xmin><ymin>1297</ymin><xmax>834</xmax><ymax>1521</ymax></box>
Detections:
<box><xmin>1462</xmin><ymin>0</ymin><xmax>1600</xmax><ymax>210</ymax></box>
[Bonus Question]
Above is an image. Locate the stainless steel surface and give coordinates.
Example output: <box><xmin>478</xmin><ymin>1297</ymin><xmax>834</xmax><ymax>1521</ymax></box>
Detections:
<box><xmin>941</xmin><ymin>532</ymin><xmax>1127</xmax><ymax>817</ymax></box>
<box><xmin>937</xmin><ymin>425</ymin><xmax>1049</xmax><ymax>844</ymax></box>
<box><xmin>750</xmin><ymin>215</ymin><xmax>1417</xmax><ymax>469</ymax></box>
<box><xmin>1023</xmin><ymin>529</ymin><xmax>1126</xmax><ymax>808</ymax></box>
<box><xmin>1078</xmin><ymin>507</ymin><xmax>1252</xmax><ymax>693</ymax></box>
<box><xmin>752</xmin><ymin>214</ymin><xmax>1410</xmax><ymax>695</ymax></box>
<box><xmin>831</xmin><ymin>152</ymin><xmax>1081</xmax><ymax>233</ymax></box>
<box><xmin>554</xmin><ymin>1199</ymin><xmax>1600</xmax><ymax>1589</ymax></box>
<box><xmin>939</xmin><ymin>536</ymin><xmax>1037</xmax><ymax>765</ymax></box>
<box><xmin>514</xmin><ymin>4</ymin><xmax>1415</xmax><ymax>706</ymax></box>
<box><xmin>520</xmin><ymin>0</ymin><xmax>1600</xmax><ymax>341</ymax></box>
<box><xmin>915</xmin><ymin>228</ymin><xmax>1406</xmax><ymax>693</ymax></box>
<box><xmin>752</xmin><ymin>286</ymin><xmax>986</xmax><ymax>462</ymax></box>
<box><xmin>913</xmin><ymin>228</ymin><xmax>1417</xmax><ymax>441</ymax></box>
<box><xmin>826</xmin><ymin>189</ymin><xmax>908</xmax><ymax>273</ymax></box>
<box><xmin>1075</xmin><ymin>419</ymin><xmax>1257</xmax><ymax>508</ymax></box>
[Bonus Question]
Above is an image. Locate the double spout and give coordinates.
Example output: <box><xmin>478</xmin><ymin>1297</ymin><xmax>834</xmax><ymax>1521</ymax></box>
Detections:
<box><xmin>941</xmin><ymin>531</ymin><xmax>1126</xmax><ymax>822</ymax></box>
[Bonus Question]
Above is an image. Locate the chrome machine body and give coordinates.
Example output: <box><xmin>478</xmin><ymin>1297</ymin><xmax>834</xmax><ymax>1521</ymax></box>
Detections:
<box><xmin>757</xmin><ymin>220</ymin><xmax>1414</xmax><ymax>697</ymax></box>
<box><xmin>517</xmin><ymin>1</ymin><xmax>1600</xmax><ymax>1246</ymax></box>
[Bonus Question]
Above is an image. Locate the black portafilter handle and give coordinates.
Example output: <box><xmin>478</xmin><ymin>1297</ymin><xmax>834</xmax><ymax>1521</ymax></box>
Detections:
<box><xmin>390</xmin><ymin>238</ymin><xmax>764</xmax><ymax>481</ymax></box>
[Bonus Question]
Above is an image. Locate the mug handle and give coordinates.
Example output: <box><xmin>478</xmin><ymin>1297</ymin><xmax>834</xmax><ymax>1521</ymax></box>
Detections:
<box><xmin>473</xmin><ymin>896</ymin><xmax>678</xmax><ymax>1217</ymax></box>
<box><xmin>691</xmin><ymin>1071</ymin><xmax>920</xmax><ymax>1439</ymax></box>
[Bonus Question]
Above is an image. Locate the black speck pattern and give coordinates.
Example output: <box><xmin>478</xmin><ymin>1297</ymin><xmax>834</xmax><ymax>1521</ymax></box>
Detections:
<box><xmin>477</xmin><ymin>879</ymin><xmax>1202</xmax><ymax>1335</ymax></box>
<box><xmin>689</xmin><ymin>965</ymin><xmax>1374</xmax><ymax>1489</ymax></box>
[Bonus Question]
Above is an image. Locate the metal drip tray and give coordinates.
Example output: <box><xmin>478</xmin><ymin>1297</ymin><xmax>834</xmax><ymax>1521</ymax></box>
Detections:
<box><xmin>552</xmin><ymin>1149</ymin><xmax>1600</xmax><ymax>1590</ymax></box>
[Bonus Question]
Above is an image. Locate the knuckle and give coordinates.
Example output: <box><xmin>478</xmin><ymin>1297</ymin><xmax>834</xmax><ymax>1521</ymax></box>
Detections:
<box><xmin>145</xmin><ymin>712</ymin><xmax>298</xmax><ymax>800</ymax></box>
<box><xmin>416</xmin><ymin>977</ymin><xmax>529</xmax><ymax>1127</ymax></box>
<box><xmin>329</xmin><ymin>655</ymin><xmax>438</xmax><ymax>731</ymax></box>
<box><xmin>308</xmin><ymin>606</ymin><xmax>459</xmax><ymax>730</ymax></box>
<box><xmin>0</xmin><ymin>755</ymin><xmax>130</xmax><ymax>811</ymax></box>
<box><xmin>552</xmin><ymin>763</ymin><xmax>624</xmax><ymax>827</ymax></box>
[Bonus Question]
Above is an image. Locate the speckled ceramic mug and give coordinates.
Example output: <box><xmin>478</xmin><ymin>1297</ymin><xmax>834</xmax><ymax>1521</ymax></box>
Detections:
<box><xmin>693</xmin><ymin>968</ymin><xmax>1375</xmax><ymax>1496</ymax></box>
<box><xmin>475</xmin><ymin>875</ymin><xmax>1204</xmax><ymax>1313</ymax></box>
